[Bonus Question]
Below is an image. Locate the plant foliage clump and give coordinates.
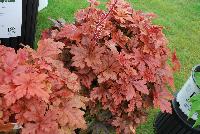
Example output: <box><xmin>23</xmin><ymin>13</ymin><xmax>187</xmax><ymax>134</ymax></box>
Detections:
<box><xmin>45</xmin><ymin>0</ymin><xmax>180</xmax><ymax>133</ymax></box>
<box><xmin>0</xmin><ymin>40</ymin><xmax>87</xmax><ymax>134</ymax></box>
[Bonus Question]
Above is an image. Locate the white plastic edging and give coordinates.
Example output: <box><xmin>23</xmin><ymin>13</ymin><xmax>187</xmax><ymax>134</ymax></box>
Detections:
<box><xmin>38</xmin><ymin>0</ymin><xmax>48</xmax><ymax>11</ymax></box>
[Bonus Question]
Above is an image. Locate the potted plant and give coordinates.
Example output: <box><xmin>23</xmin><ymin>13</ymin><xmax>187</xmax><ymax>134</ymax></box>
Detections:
<box><xmin>41</xmin><ymin>0</ymin><xmax>180</xmax><ymax>133</ymax></box>
<box><xmin>155</xmin><ymin>65</ymin><xmax>200</xmax><ymax>134</ymax></box>
<box><xmin>0</xmin><ymin>40</ymin><xmax>87</xmax><ymax>133</ymax></box>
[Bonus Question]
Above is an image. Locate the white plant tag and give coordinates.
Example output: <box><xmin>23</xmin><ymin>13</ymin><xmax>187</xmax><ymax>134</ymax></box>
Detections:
<box><xmin>177</xmin><ymin>76</ymin><xmax>200</xmax><ymax>120</ymax></box>
<box><xmin>38</xmin><ymin>0</ymin><xmax>48</xmax><ymax>11</ymax></box>
<box><xmin>11</xmin><ymin>123</ymin><xmax>22</xmax><ymax>130</ymax></box>
<box><xmin>0</xmin><ymin>0</ymin><xmax>22</xmax><ymax>38</ymax></box>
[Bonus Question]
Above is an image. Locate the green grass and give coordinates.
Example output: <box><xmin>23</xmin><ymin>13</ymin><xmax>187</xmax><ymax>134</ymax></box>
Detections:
<box><xmin>36</xmin><ymin>0</ymin><xmax>200</xmax><ymax>133</ymax></box>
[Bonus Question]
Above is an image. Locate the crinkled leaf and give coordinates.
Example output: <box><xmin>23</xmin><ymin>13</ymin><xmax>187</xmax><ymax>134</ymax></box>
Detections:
<box><xmin>37</xmin><ymin>39</ymin><xmax>64</xmax><ymax>58</ymax></box>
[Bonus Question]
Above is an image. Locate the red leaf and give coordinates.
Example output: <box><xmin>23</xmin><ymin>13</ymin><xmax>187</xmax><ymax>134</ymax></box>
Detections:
<box><xmin>90</xmin><ymin>87</ymin><xmax>110</xmax><ymax>106</ymax></box>
<box><xmin>0</xmin><ymin>123</ymin><xmax>14</xmax><ymax>132</ymax></box>
<box><xmin>133</xmin><ymin>80</ymin><xmax>149</xmax><ymax>95</ymax></box>
<box><xmin>56</xmin><ymin>24</ymin><xmax>81</xmax><ymax>41</ymax></box>
<box><xmin>0</xmin><ymin>85</ymin><xmax>12</xmax><ymax>95</ymax></box>
<box><xmin>17</xmin><ymin>48</ymin><xmax>29</xmax><ymax>64</ymax></box>
<box><xmin>125</xmin><ymin>84</ymin><xmax>136</xmax><ymax>101</ymax></box>
<box><xmin>1</xmin><ymin>51</ymin><xmax>18</xmax><ymax>69</ymax></box>
<box><xmin>105</xmin><ymin>40</ymin><xmax>119</xmax><ymax>55</ymax></box>
<box><xmin>13</xmin><ymin>73</ymin><xmax>50</xmax><ymax>103</ymax></box>
<box><xmin>22</xmin><ymin>111</ymin><xmax>59</xmax><ymax>134</ymax></box>
<box><xmin>109</xmin><ymin>86</ymin><xmax>123</xmax><ymax>106</ymax></box>
<box><xmin>60</xmin><ymin>70</ymin><xmax>81</xmax><ymax>92</ymax></box>
<box><xmin>37</xmin><ymin>39</ymin><xmax>64</xmax><ymax>58</ymax></box>
<box><xmin>65</xmin><ymin>95</ymin><xmax>88</xmax><ymax>110</ymax></box>
<box><xmin>58</xmin><ymin>97</ymin><xmax>87</xmax><ymax>130</ymax></box>
<box><xmin>172</xmin><ymin>50</ymin><xmax>181</xmax><ymax>71</ymax></box>
<box><xmin>78</xmin><ymin>68</ymin><xmax>96</xmax><ymax>88</ymax></box>
<box><xmin>41</xmin><ymin>29</ymin><xmax>52</xmax><ymax>40</ymax></box>
<box><xmin>70</xmin><ymin>45</ymin><xmax>105</xmax><ymax>69</ymax></box>
<box><xmin>70</xmin><ymin>45</ymin><xmax>87</xmax><ymax>69</ymax></box>
<box><xmin>127</xmin><ymin>91</ymin><xmax>143</xmax><ymax>111</ymax></box>
<box><xmin>127</xmin><ymin>99</ymin><xmax>136</xmax><ymax>112</ymax></box>
<box><xmin>93</xmin><ymin>54</ymin><xmax>121</xmax><ymax>83</ymax></box>
<box><xmin>153</xmin><ymin>85</ymin><xmax>174</xmax><ymax>113</ymax></box>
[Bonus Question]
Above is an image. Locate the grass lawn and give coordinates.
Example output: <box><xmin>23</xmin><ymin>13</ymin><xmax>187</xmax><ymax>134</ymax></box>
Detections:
<box><xmin>36</xmin><ymin>0</ymin><xmax>200</xmax><ymax>133</ymax></box>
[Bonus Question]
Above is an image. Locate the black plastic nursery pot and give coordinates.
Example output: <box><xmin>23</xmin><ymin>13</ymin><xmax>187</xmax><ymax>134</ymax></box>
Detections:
<box><xmin>0</xmin><ymin>0</ymin><xmax>39</xmax><ymax>49</ymax></box>
<box><xmin>155</xmin><ymin>99</ymin><xmax>200</xmax><ymax>134</ymax></box>
<box><xmin>155</xmin><ymin>65</ymin><xmax>200</xmax><ymax>134</ymax></box>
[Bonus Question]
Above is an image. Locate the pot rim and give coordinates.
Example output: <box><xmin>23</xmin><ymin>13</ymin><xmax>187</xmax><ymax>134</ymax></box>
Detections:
<box><xmin>191</xmin><ymin>64</ymin><xmax>200</xmax><ymax>89</ymax></box>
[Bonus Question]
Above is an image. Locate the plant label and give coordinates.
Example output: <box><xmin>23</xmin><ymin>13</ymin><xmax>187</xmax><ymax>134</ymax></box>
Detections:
<box><xmin>38</xmin><ymin>0</ymin><xmax>48</xmax><ymax>11</ymax></box>
<box><xmin>0</xmin><ymin>0</ymin><xmax>22</xmax><ymax>38</ymax></box>
<box><xmin>11</xmin><ymin>123</ymin><xmax>22</xmax><ymax>130</ymax></box>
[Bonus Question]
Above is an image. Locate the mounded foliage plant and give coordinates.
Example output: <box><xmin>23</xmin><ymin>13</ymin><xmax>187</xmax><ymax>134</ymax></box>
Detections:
<box><xmin>41</xmin><ymin>0</ymin><xmax>180</xmax><ymax>133</ymax></box>
<box><xmin>0</xmin><ymin>41</ymin><xmax>87</xmax><ymax>134</ymax></box>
